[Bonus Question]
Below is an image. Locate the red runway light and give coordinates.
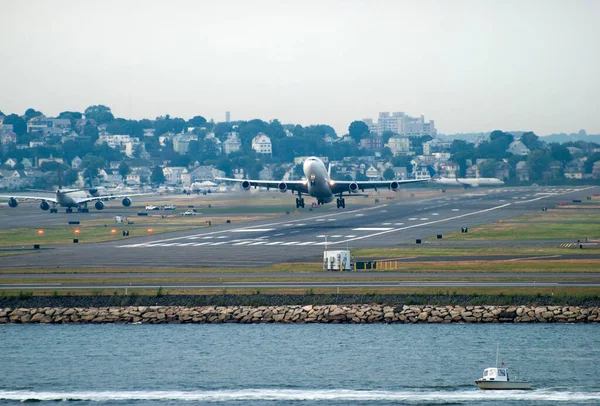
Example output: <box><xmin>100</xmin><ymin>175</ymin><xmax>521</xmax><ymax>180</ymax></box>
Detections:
<box><xmin>37</xmin><ymin>230</ymin><xmax>44</xmax><ymax>235</ymax></box>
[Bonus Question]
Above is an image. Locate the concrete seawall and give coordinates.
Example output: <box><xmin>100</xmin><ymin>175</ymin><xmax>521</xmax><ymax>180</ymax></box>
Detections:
<box><xmin>1</xmin><ymin>305</ymin><xmax>599</xmax><ymax>324</ymax></box>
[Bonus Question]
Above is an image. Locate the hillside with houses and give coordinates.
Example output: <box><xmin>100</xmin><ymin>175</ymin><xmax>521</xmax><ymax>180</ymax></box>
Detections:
<box><xmin>1</xmin><ymin>106</ymin><xmax>599</xmax><ymax>191</ymax></box>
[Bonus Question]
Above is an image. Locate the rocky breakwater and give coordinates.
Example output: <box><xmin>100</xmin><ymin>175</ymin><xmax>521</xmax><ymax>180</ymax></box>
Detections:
<box><xmin>1</xmin><ymin>305</ymin><xmax>599</xmax><ymax>324</ymax></box>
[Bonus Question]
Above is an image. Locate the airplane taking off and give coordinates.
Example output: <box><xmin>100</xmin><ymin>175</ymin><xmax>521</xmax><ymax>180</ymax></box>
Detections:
<box><xmin>217</xmin><ymin>156</ymin><xmax>433</xmax><ymax>208</ymax></box>
<box><xmin>434</xmin><ymin>177</ymin><xmax>505</xmax><ymax>187</ymax></box>
<box><xmin>0</xmin><ymin>170</ymin><xmax>153</xmax><ymax>213</ymax></box>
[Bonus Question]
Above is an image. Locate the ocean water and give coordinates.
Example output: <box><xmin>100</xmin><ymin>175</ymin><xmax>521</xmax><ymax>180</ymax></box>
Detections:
<box><xmin>0</xmin><ymin>323</ymin><xmax>598</xmax><ymax>405</ymax></box>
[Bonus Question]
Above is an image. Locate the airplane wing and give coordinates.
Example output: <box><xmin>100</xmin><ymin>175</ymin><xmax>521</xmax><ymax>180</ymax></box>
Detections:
<box><xmin>329</xmin><ymin>178</ymin><xmax>430</xmax><ymax>195</ymax></box>
<box><xmin>216</xmin><ymin>177</ymin><xmax>309</xmax><ymax>194</ymax></box>
<box><xmin>76</xmin><ymin>193</ymin><xmax>155</xmax><ymax>204</ymax></box>
<box><xmin>0</xmin><ymin>195</ymin><xmax>58</xmax><ymax>203</ymax></box>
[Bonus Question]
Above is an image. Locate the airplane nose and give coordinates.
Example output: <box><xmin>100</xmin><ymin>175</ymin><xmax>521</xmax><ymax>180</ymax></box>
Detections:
<box><xmin>303</xmin><ymin>160</ymin><xmax>313</xmax><ymax>176</ymax></box>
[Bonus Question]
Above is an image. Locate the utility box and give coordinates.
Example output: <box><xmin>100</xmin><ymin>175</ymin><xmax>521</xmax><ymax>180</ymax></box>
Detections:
<box><xmin>323</xmin><ymin>250</ymin><xmax>352</xmax><ymax>271</ymax></box>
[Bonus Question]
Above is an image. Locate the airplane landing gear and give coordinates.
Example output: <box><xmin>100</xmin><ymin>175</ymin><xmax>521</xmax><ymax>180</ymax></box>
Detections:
<box><xmin>295</xmin><ymin>197</ymin><xmax>305</xmax><ymax>208</ymax></box>
<box><xmin>66</xmin><ymin>208</ymin><xmax>73</xmax><ymax>213</ymax></box>
<box><xmin>336</xmin><ymin>197</ymin><xmax>345</xmax><ymax>208</ymax></box>
<box><xmin>50</xmin><ymin>208</ymin><xmax>58</xmax><ymax>213</ymax></box>
<box><xmin>317</xmin><ymin>198</ymin><xmax>324</xmax><ymax>205</ymax></box>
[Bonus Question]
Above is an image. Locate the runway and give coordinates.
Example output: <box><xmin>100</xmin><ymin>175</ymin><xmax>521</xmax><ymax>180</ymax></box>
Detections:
<box><xmin>0</xmin><ymin>185</ymin><xmax>598</xmax><ymax>269</ymax></box>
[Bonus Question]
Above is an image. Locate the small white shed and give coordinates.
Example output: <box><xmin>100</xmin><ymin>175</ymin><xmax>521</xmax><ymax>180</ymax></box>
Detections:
<box><xmin>323</xmin><ymin>250</ymin><xmax>352</xmax><ymax>271</ymax></box>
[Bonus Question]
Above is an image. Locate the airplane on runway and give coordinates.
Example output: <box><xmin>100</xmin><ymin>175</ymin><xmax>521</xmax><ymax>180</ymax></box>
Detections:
<box><xmin>217</xmin><ymin>156</ymin><xmax>433</xmax><ymax>208</ymax></box>
<box><xmin>0</xmin><ymin>170</ymin><xmax>153</xmax><ymax>213</ymax></box>
<box><xmin>434</xmin><ymin>176</ymin><xmax>504</xmax><ymax>188</ymax></box>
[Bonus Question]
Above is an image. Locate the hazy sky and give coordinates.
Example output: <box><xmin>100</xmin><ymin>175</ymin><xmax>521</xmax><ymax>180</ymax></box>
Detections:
<box><xmin>2</xmin><ymin>0</ymin><xmax>599</xmax><ymax>136</ymax></box>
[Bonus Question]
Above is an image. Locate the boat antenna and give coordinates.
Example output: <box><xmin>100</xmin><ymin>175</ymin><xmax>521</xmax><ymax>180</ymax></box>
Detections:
<box><xmin>495</xmin><ymin>343</ymin><xmax>499</xmax><ymax>368</ymax></box>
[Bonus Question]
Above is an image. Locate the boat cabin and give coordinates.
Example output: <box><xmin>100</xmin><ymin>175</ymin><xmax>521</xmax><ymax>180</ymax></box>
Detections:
<box><xmin>480</xmin><ymin>368</ymin><xmax>510</xmax><ymax>381</ymax></box>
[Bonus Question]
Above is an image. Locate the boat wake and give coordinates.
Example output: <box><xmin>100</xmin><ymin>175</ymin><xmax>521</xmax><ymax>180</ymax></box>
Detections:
<box><xmin>0</xmin><ymin>389</ymin><xmax>599</xmax><ymax>403</ymax></box>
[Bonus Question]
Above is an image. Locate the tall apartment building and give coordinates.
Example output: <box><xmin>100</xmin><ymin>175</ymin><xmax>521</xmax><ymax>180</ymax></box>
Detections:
<box><xmin>362</xmin><ymin>112</ymin><xmax>437</xmax><ymax>138</ymax></box>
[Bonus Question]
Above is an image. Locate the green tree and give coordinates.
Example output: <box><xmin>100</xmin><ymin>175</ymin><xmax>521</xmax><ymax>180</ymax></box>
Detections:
<box><xmin>2</xmin><ymin>114</ymin><xmax>27</xmax><ymax>136</ymax></box>
<box><xmin>381</xmin><ymin>130</ymin><xmax>395</xmax><ymax>144</ymax></box>
<box><xmin>550</xmin><ymin>143</ymin><xmax>572</xmax><ymax>164</ymax></box>
<box><xmin>151</xmin><ymin>165</ymin><xmax>166</xmax><ymax>184</ymax></box>
<box><xmin>84</xmin><ymin>105</ymin><xmax>114</xmax><ymax>125</ymax></box>
<box><xmin>520</xmin><ymin>131</ymin><xmax>541</xmax><ymax>150</ymax></box>
<box><xmin>478</xmin><ymin>159</ymin><xmax>497</xmax><ymax>178</ymax></box>
<box><xmin>81</xmin><ymin>154</ymin><xmax>106</xmax><ymax>183</ymax></box>
<box><xmin>118</xmin><ymin>162</ymin><xmax>131</xmax><ymax>179</ymax></box>
<box><xmin>584</xmin><ymin>152</ymin><xmax>600</xmax><ymax>173</ymax></box>
<box><xmin>527</xmin><ymin>150</ymin><xmax>551</xmax><ymax>181</ymax></box>
<box><xmin>272</xmin><ymin>166</ymin><xmax>286</xmax><ymax>180</ymax></box>
<box><xmin>348</xmin><ymin>121</ymin><xmax>369</xmax><ymax>143</ymax></box>
<box><xmin>62</xmin><ymin>169</ymin><xmax>79</xmax><ymax>186</ymax></box>
<box><xmin>83</xmin><ymin>122</ymin><xmax>99</xmax><ymax>142</ymax></box>
<box><xmin>24</xmin><ymin>108</ymin><xmax>43</xmax><ymax>121</ymax></box>
<box><xmin>383</xmin><ymin>167</ymin><xmax>395</xmax><ymax>180</ymax></box>
<box><xmin>188</xmin><ymin>115</ymin><xmax>207</xmax><ymax>127</ymax></box>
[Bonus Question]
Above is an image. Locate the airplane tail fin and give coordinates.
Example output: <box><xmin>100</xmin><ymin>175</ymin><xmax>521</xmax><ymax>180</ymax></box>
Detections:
<box><xmin>427</xmin><ymin>165</ymin><xmax>438</xmax><ymax>179</ymax></box>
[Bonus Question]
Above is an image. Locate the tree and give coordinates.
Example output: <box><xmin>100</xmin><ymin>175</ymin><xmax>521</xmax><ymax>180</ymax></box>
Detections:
<box><xmin>348</xmin><ymin>121</ymin><xmax>369</xmax><ymax>143</ymax></box>
<box><xmin>383</xmin><ymin>167</ymin><xmax>395</xmax><ymax>180</ymax></box>
<box><xmin>527</xmin><ymin>150</ymin><xmax>551</xmax><ymax>181</ymax></box>
<box><xmin>550</xmin><ymin>143</ymin><xmax>572</xmax><ymax>164</ymax></box>
<box><xmin>81</xmin><ymin>154</ymin><xmax>106</xmax><ymax>182</ymax></box>
<box><xmin>2</xmin><ymin>114</ymin><xmax>27</xmax><ymax>136</ymax></box>
<box><xmin>520</xmin><ymin>131</ymin><xmax>541</xmax><ymax>150</ymax></box>
<box><xmin>151</xmin><ymin>165</ymin><xmax>166</xmax><ymax>184</ymax></box>
<box><xmin>188</xmin><ymin>115</ymin><xmax>207</xmax><ymax>127</ymax></box>
<box><xmin>83</xmin><ymin>122</ymin><xmax>99</xmax><ymax>142</ymax></box>
<box><xmin>478</xmin><ymin>159</ymin><xmax>498</xmax><ymax>178</ymax></box>
<box><xmin>584</xmin><ymin>152</ymin><xmax>600</xmax><ymax>173</ymax></box>
<box><xmin>118</xmin><ymin>162</ymin><xmax>131</xmax><ymax>179</ymax></box>
<box><xmin>84</xmin><ymin>105</ymin><xmax>114</xmax><ymax>125</ymax></box>
<box><xmin>24</xmin><ymin>108</ymin><xmax>43</xmax><ymax>121</ymax></box>
<box><xmin>58</xmin><ymin>111</ymin><xmax>83</xmax><ymax>120</ymax></box>
<box><xmin>62</xmin><ymin>169</ymin><xmax>79</xmax><ymax>186</ymax></box>
<box><xmin>381</xmin><ymin>130</ymin><xmax>395</xmax><ymax>144</ymax></box>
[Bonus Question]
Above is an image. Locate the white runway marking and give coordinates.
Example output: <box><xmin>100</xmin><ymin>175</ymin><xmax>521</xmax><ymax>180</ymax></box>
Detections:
<box><xmin>432</xmin><ymin>213</ymin><xmax>439</xmax><ymax>216</ymax></box>
<box><xmin>352</xmin><ymin>227</ymin><xmax>393</xmax><ymax>231</ymax></box>
<box><xmin>382</xmin><ymin>222</ymin><xmax>392</xmax><ymax>225</ymax></box>
<box><xmin>202</xmin><ymin>236</ymin><xmax>214</xmax><ymax>239</ymax></box>
<box><xmin>274</xmin><ymin>233</ymin><xmax>284</xmax><ymax>236</ymax></box>
<box><xmin>192</xmin><ymin>242</ymin><xmax>212</xmax><ymax>246</ymax></box>
<box><xmin>232</xmin><ymin>228</ymin><xmax>274</xmax><ymax>232</ymax></box>
<box><xmin>394</xmin><ymin>223</ymin><xmax>404</xmax><ymax>226</ymax></box>
<box><xmin>345</xmin><ymin>235</ymin><xmax>356</xmax><ymax>238</ymax></box>
<box><xmin>419</xmin><ymin>218</ymin><xmax>429</xmax><ymax>220</ymax></box>
<box><xmin>451</xmin><ymin>209</ymin><xmax>460</xmax><ymax>212</ymax></box>
<box><xmin>408</xmin><ymin>218</ymin><xmax>417</xmax><ymax>220</ymax></box>
<box><xmin>330</xmin><ymin>235</ymin><xmax>342</xmax><ymax>238</ymax></box>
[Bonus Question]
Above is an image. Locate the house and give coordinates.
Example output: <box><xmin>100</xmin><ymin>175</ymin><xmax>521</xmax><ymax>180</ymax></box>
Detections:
<box><xmin>21</xmin><ymin>158</ymin><xmax>33</xmax><ymax>169</ymax></box>
<box><xmin>162</xmin><ymin>166</ymin><xmax>188</xmax><ymax>185</ymax></box>
<box><xmin>172</xmin><ymin>132</ymin><xmax>197</xmax><ymax>154</ymax></box>
<box><xmin>71</xmin><ymin>156</ymin><xmax>83</xmax><ymax>169</ymax></box>
<box><xmin>223</xmin><ymin>132</ymin><xmax>241</xmax><ymax>155</ymax></box>
<box><xmin>385</xmin><ymin>136</ymin><xmax>411</xmax><ymax>156</ymax></box>
<box><xmin>187</xmin><ymin>166</ymin><xmax>225</xmax><ymax>182</ymax></box>
<box><xmin>143</xmin><ymin>128</ymin><xmax>156</xmax><ymax>137</ymax></box>
<box><xmin>96</xmin><ymin>134</ymin><xmax>132</xmax><ymax>149</ymax></box>
<box><xmin>259</xmin><ymin>167</ymin><xmax>273</xmax><ymax>180</ymax></box>
<box><xmin>159</xmin><ymin>131</ymin><xmax>176</xmax><ymax>146</ymax></box>
<box><xmin>49</xmin><ymin>118</ymin><xmax>72</xmax><ymax>134</ymax></box>
<box><xmin>3</xmin><ymin>158</ymin><xmax>18</xmax><ymax>168</ymax></box>
<box><xmin>494</xmin><ymin>161</ymin><xmax>511</xmax><ymax>180</ymax></box>
<box><xmin>251</xmin><ymin>133</ymin><xmax>272</xmax><ymax>154</ymax></box>
<box><xmin>440</xmin><ymin>162</ymin><xmax>460</xmax><ymax>177</ymax></box>
<box><xmin>465</xmin><ymin>164</ymin><xmax>478</xmax><ymax>178</ymax></box>
<box><xmin>515</xmin><ymin>161</ymin><xmax>529</xmax><ymax>181</ymax></box>
<box><xmin>0</xmin><ymin>169</ymin><xmax>29</xmax><ymax>189</ymax></box>
<box><xmin>360</xmin><ymin>136</ymin><xmax>383</xmax><ymax>150</ymax></box>
<box><xmin>0</xmin><ymin>124</ymin><xmax>16</xmax><ymax>145</ymax></box>
<box><xmin>365</xmin><ymin>165</ymin><xmax>379</xmax><ymax>179</ymax></box>
<box><xmin>390</xmin><ymin>167</ymin><xmax>408</xmax><ymax>180</ymax></box>
<box><xmin>27</xmin><ymin>116</ymin><xmax>49</xmax><ymax>134</ymax></box>
<box><xmin>507</xmin><ymin>140</ymin><xmax>530</xmax><ymax>156</ymax></box>
<box><xmin>593</xmin><ymin>161</ymin><xmax>600</xmax><ymax>179</ymax></box>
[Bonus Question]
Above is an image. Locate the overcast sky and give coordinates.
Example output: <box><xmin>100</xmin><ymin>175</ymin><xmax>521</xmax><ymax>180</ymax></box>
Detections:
<box><xmin>1</xmin><ymin>0</ymin><xmax>599</xmax><ymax>136</ymax></box>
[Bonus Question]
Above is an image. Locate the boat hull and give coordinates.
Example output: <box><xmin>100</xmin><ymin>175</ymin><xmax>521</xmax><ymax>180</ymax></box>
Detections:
<box><xmin>475</xmin><ymin>380</ymin><xmax>532</xmax><ymax>390</ymax></box>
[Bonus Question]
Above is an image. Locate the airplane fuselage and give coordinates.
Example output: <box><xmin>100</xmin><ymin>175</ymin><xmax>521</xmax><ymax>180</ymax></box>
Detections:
<box><xmin>435</xmin><ymin>177</ymin><xmax>505</xmax><ymax>187</ymax></box>
<box><xmin>56</xmin><ymin>189</ymin><xmax>89</xmax><ymax>207</ymax></box>
<box><xmin>303</xmin><ymin>157</ymin><xmax>335</xmax><ymax>203</ymax></box>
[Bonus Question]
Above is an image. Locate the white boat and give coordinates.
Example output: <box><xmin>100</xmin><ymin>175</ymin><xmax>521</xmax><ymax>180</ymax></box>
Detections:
<box><xmin>475</xmin><ymin>346</ymin><xmax>532</xmax><ymax>390</ymax></box>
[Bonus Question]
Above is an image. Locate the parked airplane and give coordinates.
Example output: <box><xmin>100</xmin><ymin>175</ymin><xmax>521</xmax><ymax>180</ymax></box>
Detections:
<box><xmin>0</xmin><ymin>171</ymin><xmax>152</xmax><ymax>213</ymax></box>
<box><xmin>217</xmin><ymin>156</ymin><xmax>433</xmax><ymax>208</ymax></box>
<box><xmin>434</xmin><ymin>176</ymin><xmax>505</xmax><ymax>188</ymax></box>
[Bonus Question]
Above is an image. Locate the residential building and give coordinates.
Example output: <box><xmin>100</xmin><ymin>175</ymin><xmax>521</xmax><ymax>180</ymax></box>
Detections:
<box><xmin>592</xmin><ymin>161</ymin><xmax>600</xmax><ymax>179</ymax></box>
<box><xmin>365</xmin><ymin>165</ymin><xmax>379</xmax><ymax>179</ymax></box>
<box><xmin>71</xmin><ymin>156</ymin><xmax>83</xmax><ymax>169</ymax></box>
<box><xmin>223</xmin><ymin>132</ymin><xmax>241</xmax><ymax>155</ymax></box>
<box><xmin>4</xmin><ymin>158</ymin><xmax>18</xmax><ymax>168</ymax></box>
<box><xmin>27</xmin><ymin>116</ymin><xmax>49</xmax><ymax>134</ymax></box>
<box><xmin>360</xmin><ymin>136</ymin><xmax>383</xmax><ymax>150</ymax></box>
<box><xmin>162</xmin><ymin>166</ymin><xmax>188</xmax><ymax>185</ymax></box>
<box><xmin>96</xmin><ymin>134</ymin><xmax>132</xmax><ymax>149</ymax></box>
<box><xmin>188</xmin><ymin>166</ymin><xmax>225</xmax><ymax>182</ymax></box>
<box><xmin>516</xmin><ymin>161</ymin><xmax>529</xmax><ymax>181</ymax></box>
<box><xmin>507</xmin><ymin>140</ymin><xmax>530</xmax><ymax>156</ymax></box>
<box><xmin>252</xmin><ymin>133</ymin><xmax>272</xmax><ymax>154</ymax></box>
<box><xmin>385</xmin><ymin>136</ymin><xmax>411</xmax><ymax>156</ymax></box>
<box><xmin>363</xmin><ymin>112</ymin><xmax>437</xmax><ymax>137</ymax></box>
<box><xmin>172</xmin><ymin>132</ymin><xmax>197</xmax><ymax>154</ymax></box>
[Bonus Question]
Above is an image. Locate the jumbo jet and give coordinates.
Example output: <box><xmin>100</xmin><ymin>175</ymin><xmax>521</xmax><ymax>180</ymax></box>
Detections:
<box><xmin>0</xmin><ymin>171</ymin><xmax>152</xmax><ymax>213</ymax></box>
<box><xmin>217</xmin><ymin>156</ymin><xmax>433</xmax><ymax>208</ymax></box>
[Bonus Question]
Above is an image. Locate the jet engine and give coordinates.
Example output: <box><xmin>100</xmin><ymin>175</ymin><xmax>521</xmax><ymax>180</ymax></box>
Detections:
<box><xmin>121</xmin><ymin>197</ymin><xmax>132</xmax><ymax>207</ymax></box>
<box><xmin>278</xmin><ymin>182</ymin><xmax>288</xmax><ymax>193</ymax></box>
<box><xmin>40</xmin><ymin>201</ymin><xmax>50</xmax><ymax>211</ymax></box>
<box><xmin>8</xmin><ymin>197</ymin><xmax>18</xmax><ymax>208</ymax></box>
<box><xmin>348</xmin><ymin>182</ymin><xmax>359</xmax><ymax>193</ymax></box>
<box><xmin>241</xmin><ymin>180</ymin><xmax>251</xmax><ymax>191</ymax></box>
<box><xmin>95</xmin><ymin>201</ymin><xmax>105</xmax><ymax>210</ymax></box>
<box><xmin>89</xmin><ymin>188</ymin><xmax>99</xmax><ymax>197</ymax></box>
<box><xmin>390</xmin><ymin>181</ymin><xmax>400</xmax><ymax>192</ymax></box>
